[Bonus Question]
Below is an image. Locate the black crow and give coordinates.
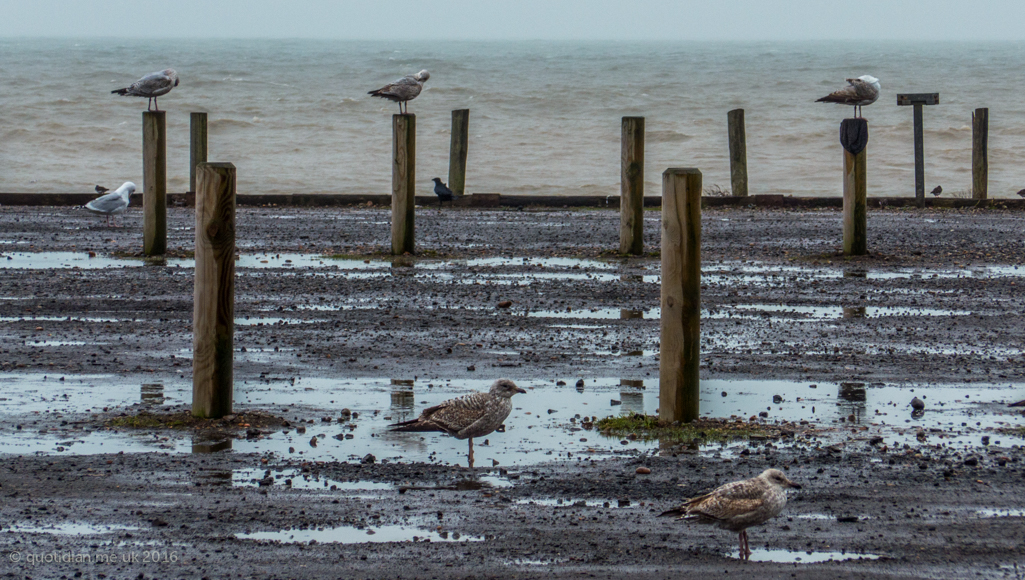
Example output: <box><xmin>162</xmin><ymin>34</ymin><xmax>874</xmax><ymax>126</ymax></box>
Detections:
<box><xmin>431</xmin><ymin>178</ymin><xmax>454</xmax><ymax>208</ymax></box>
<box><xmin>930</xmin><ymin>186</ymin><xmax>942</xmax><ymax>196</ymax></box>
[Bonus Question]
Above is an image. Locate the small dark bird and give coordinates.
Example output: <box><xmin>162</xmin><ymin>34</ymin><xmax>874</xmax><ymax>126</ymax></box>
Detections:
<box><xmin>911</xmin><ymin>397</ymin><xmax>925</xmax><ymax>411</ymax></box>
<box><xmin>1016</xmin><ymin>189</ymin><xmax>1025</xmax><ymax>198</ymax></box>
<box><xmin>389</xmin><ymin>379</ymin><xmax>525</xmax><ymax>469</ymax></box>
<box><xmin>931</xmin><ymin>186</ymin><xmax>942</xmax><ymax>196</ymax></box>
<box><xmin>95</xmin><ymin>185</ymin><xmax>109</xmax><ymax>194</ymax></box>
<box><xmin>431</xmin><ymin>178</ymin><xmax>454</xmax><ymax>208</ymax></box>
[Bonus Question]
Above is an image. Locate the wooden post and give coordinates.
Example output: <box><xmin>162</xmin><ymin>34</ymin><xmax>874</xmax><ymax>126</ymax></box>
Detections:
<box><xmin>192</xmin><ymin>162</ymin><xmax>236</xmax><ymax>419</ymax></box>
<box><xmin>659</xmin><ymin>168</ymin><xmax>701</xmax><ymax>424</ymax></box>
<box><xmin>842</xmin><ymin>121</ymin><xmax>868</xmax><ymax>256</ymax></box>
<box><xmin>190</xmin><ymin>112</ymin><xmax>208</xmax><ymax>194</ymax></box>
<box><xmin>727</xmin><ymin>109</ymin><xmax>748</xmax><ymax>197</ymax></box>
<box><xmin>392</xmin><ymin>114</ymin><xmax>415</xmax><ymax>255</ymax></box>
<box><xmin>973</xmin><ymin>108</ymin><xmax>988</xmax><ymax>200</ymax></box>
<box><xmin>913</xmin><ymin>103</ymin><xmax>924</xmax><ymax>207</ymax></box>
<box><xmin>142</xmin><ymin>111</ymin><xmax>166</xmax><ymax>256</ymax></box>
<box><xmin>620</xmin><ymin>117</ymin><xmax>644</xmax><ymax>255</ymax></box>
<box><xmin>448</xmin><ymin>109</ymin><xmax>469</xmax><ymax>196</ymax></box>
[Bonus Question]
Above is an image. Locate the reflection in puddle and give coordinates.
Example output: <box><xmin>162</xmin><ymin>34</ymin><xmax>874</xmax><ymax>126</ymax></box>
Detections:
<box><xmin>745</xmin><ymin>549</ymin><xmax>881</xmax><ymax>563</ymax></box>
<box><xmin>141</xmin><ymin>383</ymin><xmax>164</xmax><ymax>405</ymax></box>
<box><xmin>5</xmin><ymin>522</ymin><xmax>140</xmax><ymax>535</ymax></box>
<box><xmin>192</xmin><ymin>439</ymin><xmax>232</xmax><ymax>453</ymax></box>
<box><xmin>516</xmin><ymin>498</ymin><xmax>631</xmax><ymax>508</ymax></box>
<box><xmin>232</xmin><ymin>468</ymin><xmax>393</xmax><ymax>491</ymax></box>
<box><xmin>237</xmin><ymin>525</ymin><xmax>483</xmax><ymax>544</ymax></box>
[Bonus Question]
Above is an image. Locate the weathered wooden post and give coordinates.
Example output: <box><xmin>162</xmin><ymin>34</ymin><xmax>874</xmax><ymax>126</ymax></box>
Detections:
<box><xmin>190</xmin><ymin>112</ymin><xmax>208</xmax><ymax>194</ymax></box>
<box><xmin>973</xmin><ymin>108</ymin><xmax>989</xmax><ymax>201</ymax></box>
<box><xmin>392</xmin><ymin>114</ymin><xmax>415</xmax><ymax>254</ymax></box>
<box><xmin>142</xmin><ymin>111</ymin><xmax>166</xmax><ymax>255</ymax></box>
<box><xmin>448</xmin><ymin>109</ymin><xmax>469</xmax><ymax>196</ymax></box>
<box><xmin>660</xmin><ymin>168</ymin><xmax>701</xmax><ymax>424</ymax></box>
<box><xmin>727</xmin><ymin>109</ymin><xmax>748</xmax><ymax>197</ymax></box>
<box><xmin>897</xmin><ymin>93</ymin><xmax>939</xmax><ymax>208</ymax></box>
<box><xmin>841</xmin><ymin>119</ymin><xmax>868</xmax><ymax>256</ymax></box>
<box><xmin>192</xmin><ymin>162</ymin><xmax>236</xmax><ymax>419</ymax></box>
<box><xmin>620</xmin><ymin>116</ymin><xmax>644</xmax><ymax>255</ymax></box>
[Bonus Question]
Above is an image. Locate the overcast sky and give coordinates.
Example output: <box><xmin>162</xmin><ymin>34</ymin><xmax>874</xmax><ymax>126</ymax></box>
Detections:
<box><xmin>1</xmin><ymin>0</ymin><xmax>1023</xmax><ymax>41</ymax></box>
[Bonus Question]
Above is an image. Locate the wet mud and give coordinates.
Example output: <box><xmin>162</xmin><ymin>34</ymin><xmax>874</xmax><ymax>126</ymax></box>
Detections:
<box><xmin>1</xmin><ymin>205</ymin><xmax>1024</xmax><ymax>579</ymax></box>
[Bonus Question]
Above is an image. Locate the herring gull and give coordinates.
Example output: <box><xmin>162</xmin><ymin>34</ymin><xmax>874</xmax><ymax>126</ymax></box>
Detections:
<box><xmin>659</xmin><ymin>468</ymin><xmax>801</xmax><ymax>560</ymax></box>
<box><xmin>112</xmin><ymin>69</ymin><xmax>180</xmax><ymax>111</ymax></box>
<box><xmin>816</xmin><ymin>75</ymin><xmax>881</xmax><ymax>118</ymax></box>
<box><xmin>85</xmin><ymin>182</ymin><xmax>136</xmax><ymax>226</ymax></box>
<box><xmin>368</xmin><ymin>70</ymin><xmax>430</xmax><ymax>114</ymax></box>
<box><xmin>388</xmin><ymin>378</ymin><xmax>525</xmax><ymax>469</ymax></box>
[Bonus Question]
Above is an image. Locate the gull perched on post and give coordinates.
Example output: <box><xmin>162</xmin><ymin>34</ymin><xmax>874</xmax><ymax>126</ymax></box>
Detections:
<box><xmin>388</xmin><ymin>379</ymin><xmax>525</xmax><ymax>469</ymax></box>
<box><xmin>816</xmin><ymin>75</ymin><xmax>881</xmax><ymax>118</ymax></box>
<box><xmin>84</xmin><ymin>182</ymin><xmax>136</xmax><ymax>226</ymax></box>
<box><xmin>659</xmin><ymin>468</ymin><xmax>801</xmax><ymax>560</ymax></box>
<box><xmin>368</xmin><ymin>70</ymin><xmax>430</xmax><ymax>114</ymax></box>
<box><xmin>112</xmin><ymin>69</ymin><xmax>179</xmax><ymax>111</ymax></box>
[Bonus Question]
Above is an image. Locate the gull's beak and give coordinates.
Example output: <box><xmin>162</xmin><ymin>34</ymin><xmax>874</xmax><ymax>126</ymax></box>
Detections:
<box><xmin>515</xmin><ymin>387</ymin><xmax>527</xmax><ymax>394</ymax></box>
<box><xmin>788</xmin><ymin>481</ymin><xmax>802</xmax><ymax>490</ymax></box>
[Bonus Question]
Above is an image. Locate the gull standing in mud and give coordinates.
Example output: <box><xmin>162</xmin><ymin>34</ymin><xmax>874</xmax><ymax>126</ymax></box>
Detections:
<box><xmin>368</xmin><ymin>70</ymin><xmax>430</xmax><ymax>114</ymax></box>
<box><xmin>112</xmin><ymin>69</ymin><xmax>180</xmax><ymax>111</ymax></box>
<box><xmin>84</xmin><ymin>182</ymin><xmax>136</xmax><ymax>226</ymax></box>
<box><xmin>388</xmin><ymin>379</ymin><xmax>525</xmax><ymax>469</ymax></box>
<box><xmin>816</xmin><ymin>75</ymin><xmax>880</xmax><ymax>118</ymax></box>
<box><xmin>659</xmin><ymin>468</ymin><xmax>801</xmax><ymax>560</ymax></box>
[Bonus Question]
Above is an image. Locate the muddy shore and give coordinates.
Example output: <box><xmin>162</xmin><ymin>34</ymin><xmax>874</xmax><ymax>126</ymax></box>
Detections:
<box><xmin>1</xmin><ymin>204</ymin><xmax>1023</xmax><ymax>579</ymax></box>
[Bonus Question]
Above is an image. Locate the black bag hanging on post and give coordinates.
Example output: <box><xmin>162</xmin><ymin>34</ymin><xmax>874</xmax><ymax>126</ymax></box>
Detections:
<box><xmin>840</xmin><ymin>118</ymin><xmax>869</xmax><ymax>155</ymax></box>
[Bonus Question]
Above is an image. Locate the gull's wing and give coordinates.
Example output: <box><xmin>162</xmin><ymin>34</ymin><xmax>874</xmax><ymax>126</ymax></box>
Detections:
<box><xmin>85</xmin><ymin>191</ymin><xmax>128</xmax><ymax>214</ymax></box>
<box><xmin>126</xmin><ymin>72</ymin><xmax>176</xmax><ymax>97</ymax></box>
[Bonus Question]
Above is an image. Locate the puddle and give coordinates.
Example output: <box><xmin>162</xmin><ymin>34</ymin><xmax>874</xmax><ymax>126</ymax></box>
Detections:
<box><xmin>234</xmin><ymin>317</ymin><xmax>323</xmax><ymax>326</ymax></box>
<box><xmin>236</xmin><ymin>525</ymin><xmax>483</xmax><ymax>544</ymax></box>
<box><xmin>0</xmin><ymin>374</ymin><xmax>186</xmax><ymax>415</ymax></box>
<box><xmin>515</xmin><ymin>498</ymin><xmax>631</xmax><ymax>508</ymax></box>
<box><xmin>141</xmin><ymin>384</ymin><xmax>164</xmax><ymax>405</ymax></box>
<box><xmin>976</xmin><ymin>509</ymin><xmax>1025</xmax><ymax>518</ymax></box>
<box><xmin>732</xmin><ymin>305</ymin><xmax>969</xmax><ymax>320</ymax></box>
<box><xmin>528</xmin><ymin>308</ymin><xmax>656</xmax><ymax>320</ymax></box>
<box><xmin>3</xmin><ymin>522</ymin><xmax>139</xmax><ymax>535</ymax></box>
<box><xmin>745</xmin><ymin>549</ymin><xmax>881</xmax><ymax>563</ymax></box>
<box><xmin>232</xmin><ymin>467</ymin><xmax>394</xmax><ymax>491</ymax></box>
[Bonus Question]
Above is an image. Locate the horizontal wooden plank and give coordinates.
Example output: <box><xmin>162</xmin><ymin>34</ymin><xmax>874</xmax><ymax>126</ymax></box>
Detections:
<box><xmin>897</xmin><ymin>93</ymin><xmax>940</xmax><ymax>106</ymax></box>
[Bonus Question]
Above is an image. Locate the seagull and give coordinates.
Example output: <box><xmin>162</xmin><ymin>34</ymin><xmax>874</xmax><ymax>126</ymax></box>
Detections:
<box><xmin>431</xmin><ymin>178</ymin><xmax>454</xmax><ymax>208</ymax></box>
<box><xmin>112</xmin><ymin>69</ymin><xmax>179</xmax><ymax>111</ymax></box>
<box><xmin>660</xmin><ymin>468</ymin><xmax>801</xmax><ymax>560</ymax></box>
<box><xmin>368</xmin><ymin>70</ymin><xmax>430</xmax><ymax>114</ymax></box>
<box><xmin>816</xmin><ymin>75</ymin><xmax>881</xmax><ymax>118</ymax></box>
<box><xmin>95</xmin><ymin>185</ymin><xmax>109</xmax><ymax>194</ymax></box>
<box><xmin>84</xmin><ymin>182</ymin><xmax>136</xmax><ymax>226</ymax></box>
<box><xmin>388</xmin><ymin>379</ymin><xmax>525</xmax><ymax>469</ymax></box>
<box><xmin>931</xmin><ymin>186</ymin><xmax>943</xmax><ymax>196</ymax></box>
<box><xmin>1016</xmin><ymin>189</ymin><xmax>1025</xmax><ymax>198</ymax></box>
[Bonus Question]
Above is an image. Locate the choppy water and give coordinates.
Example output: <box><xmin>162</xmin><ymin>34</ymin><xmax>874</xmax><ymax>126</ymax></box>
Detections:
<box><xmin>2</xmin><ymin>39</ymin><xmax>1025</xmax><ymax>197</ymax></box>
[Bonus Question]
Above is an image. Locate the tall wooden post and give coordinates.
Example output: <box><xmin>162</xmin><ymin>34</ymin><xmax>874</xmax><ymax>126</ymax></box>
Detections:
<box><xmin>659</xmin><ymin>168</ymin><xmax>701</xmax><ymax>424</ymax></box>
<box><xmin>913</xmin><ymin>103</ymin><xmax>925</xmax><ymax>207</ymax></box>
<box><xmin>190</xmin><ymin>112</ymin><xmax>208</xmax><ymax>194</ymax></box>
<box><xmin>142</xmin><ymin>111</ymin><xmax>166</xmax><ymax>256</ymax></box>
<box><xmin>841</xmin><ymin>119</ymin><xmax>868</xmax><ymax>256</ymax></box>
<box><xmin>620</xmin><ymin>117</ymin><xmax>644</xmax><ymax>255</ymax></box>
<box><xmin>727</xmin><ymin>109</ymin><xmax>748</xmax><ymax>197</ymax></box>
<box><xmin>392</xmin><ymin>114</ymin><xmax>415</xmax><ymax>254</ymax></box>
<box><xmin>972</xmin><ymin>108</ymin><xmax>988</xmax><ymax>200</ymax></box>
<box><xmin>192</xmin><ymin>162</ymin><xmax>236</xmax><ymax>419</ymax></box>
<box><xmin>448</xmin><ymin>109</ymin><xmax>469</xmax><ymax>196</ymax></box>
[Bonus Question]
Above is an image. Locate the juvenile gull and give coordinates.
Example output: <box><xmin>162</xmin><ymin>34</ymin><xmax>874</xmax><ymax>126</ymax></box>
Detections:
<box><xmin>84</xmin><ymin>182</ymin><xmax>136</xmax><ymax>226</ymax></box>
<box><xmin>388</xmin><ymin>378</ymin><xmax>525</xmax><ymax>468</ymax></box>
<box><xmin>816</xmin><ymin>75</ymin><xmax>881</xmax><ymax>118</ymax></box>
<box><xmin>112</xmin><ymin>69</ymin><xmax>179</xmax><ymax>111</ymax></box>
<box><xmin>368</xmin><ymin>70</ymin><xmax>429</xmax><ymax>114</ymax></box>
<box><xmin>659</xmin><ymin>468</ymin><xmax>801</xmax><ymax>560</ymax></box>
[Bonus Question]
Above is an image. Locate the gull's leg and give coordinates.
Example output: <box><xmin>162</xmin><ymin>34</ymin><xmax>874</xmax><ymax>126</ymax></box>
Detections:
<box><xmin>468</xmin><ymin>438</ymin><xmax>474</xmax><ymax>470</ymax></box>
<box><xmin>154</xmin><ymin>97</ymin><xmax>159</xmax><ymax>112</ymax></box>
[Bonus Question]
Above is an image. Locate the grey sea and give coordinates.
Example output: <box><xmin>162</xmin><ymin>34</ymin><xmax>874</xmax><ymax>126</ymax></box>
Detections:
<box><xmin>2</xmin><ymin>39</ymin><xmax>1025</xmax><ymax>197</ymax></box>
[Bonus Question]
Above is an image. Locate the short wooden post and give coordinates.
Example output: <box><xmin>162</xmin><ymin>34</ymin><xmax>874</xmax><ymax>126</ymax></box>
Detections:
<box><xmin>142</xmin><ymin>111</ymin><xmax>167</xmax><ymax>256</ymax></box>
<box><xmin>192</xmin><ymin>162</ymin><xmax>236</xmax><ymax>419</ymax></box>
<box><xmin>659</xmin><ymin>168</ymin><xmax>701</xmax><ymax>424</ymax></box>
<box><xmin>972</xmin><ymin>108</ymin><xmax>988</xmax><ymax>200</ymax></box>
<box><xmin>620</xmin><ymin>117</ymin><xmax>644</xmax><ymax>255</ymax></box>
<box><xmin>448</xmin><ymin>109</ymin><xmax>469</xmax><ymax>196</ymax></box>
<box><xmin>841</xmin><ymin>119</ymin><xmax>868</xmax><ymax>256</ymax></box>
<box><xmin>912</xmin><ymin>104</ymin><xmax>925</xmax><ymax>207</ymax></box>
<box><xmin>392</xmin><ymin>114</ymin><xmax>415</xmax><ymax>255</ymax></box>
<box><xmin>727</xmin><ymin>109</ymin><xmax>748</xmax><ymax>197</ymax></box>
<box><xmin>190</xmin><ymin>112</ymin><xmax>208</xmax><ymax>194</ymax></box>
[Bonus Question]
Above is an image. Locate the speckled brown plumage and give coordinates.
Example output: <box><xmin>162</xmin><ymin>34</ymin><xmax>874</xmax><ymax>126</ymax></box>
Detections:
<box><xmin>368</xmin><ymin>70</ymin><xmax>430</xmax><ymax>114</ymax></box>
<box><xmin>388</xmin><ymin>379</ymin><xmax>525</xmax><ymax>468</ymax></box>
<box><xmin>660</xmin><ymin>468</ymin><xmax>801</xmax><ymax>559</ymax></box>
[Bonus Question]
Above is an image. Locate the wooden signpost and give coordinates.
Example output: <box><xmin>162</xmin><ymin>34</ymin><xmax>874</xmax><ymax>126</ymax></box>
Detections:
<box><xmin>896</xmin><ymin>93</ymin><xmax>939</xmax><ymax>208</ymax></box>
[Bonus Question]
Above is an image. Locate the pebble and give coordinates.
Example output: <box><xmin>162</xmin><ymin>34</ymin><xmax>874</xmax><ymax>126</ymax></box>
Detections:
<box><xmin>636</xmin><ymin>467</ymin><xmax>651</xmax><ymax>475</ymax></box>
<box><xmin>911</xmin><ymin>397</ymin><xmax>925</xmax><ymax>410</ymax></box>
<box><xmin>497</xmin><ymin>301</ymin><xmax>513</xmax><ymax>308</ymax></box>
